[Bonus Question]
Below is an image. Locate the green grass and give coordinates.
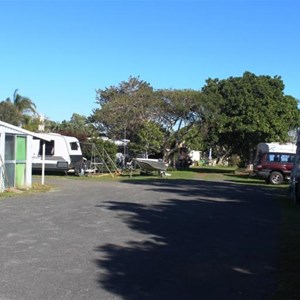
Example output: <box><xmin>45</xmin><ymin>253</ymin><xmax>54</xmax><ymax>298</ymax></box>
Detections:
<box><xmin>125</xmin><ymin>166</ymin><xmax>237</xmax><ymax>181</ymax></box>
<box><xmin>0</xmin><ymin>190</ymin><xmax>19</xmax><ymax>199</ymax></box>
<box><xmin>32</xmin><ymin>166</ymin><xmax>277</xmax><ymax>184</ymax></box>
<box><xmin>0</xmin><ymin>182</ymin><xmax>53</xmax><ymax>199</ymax></box>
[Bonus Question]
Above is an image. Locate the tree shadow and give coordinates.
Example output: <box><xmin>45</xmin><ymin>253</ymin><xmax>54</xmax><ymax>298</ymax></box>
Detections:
<box><xmin>94</xmin><ymin>179</ymin><xmax>281</xmax><ymax>299</ymax></box>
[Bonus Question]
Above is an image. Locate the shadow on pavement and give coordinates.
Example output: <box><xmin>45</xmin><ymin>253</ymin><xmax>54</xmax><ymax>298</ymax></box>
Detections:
<box><xmin>94</xmin><ymin>179</ymin><xmax>281</xmax><ymax>300</ymax></box>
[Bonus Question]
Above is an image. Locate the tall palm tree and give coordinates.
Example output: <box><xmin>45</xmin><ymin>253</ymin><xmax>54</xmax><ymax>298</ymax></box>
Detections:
<box><xmin>12</xmin><ymin>89</ymin><xmax>37</xmax><ymax>115</ymax></box>
<box><xmin>2</xmin><ymin>89</ymin><xmax>38</xmax><ymax>128</ymax></box>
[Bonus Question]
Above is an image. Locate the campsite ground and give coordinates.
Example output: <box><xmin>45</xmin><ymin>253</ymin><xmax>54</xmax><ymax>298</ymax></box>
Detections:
<box><xmin>0</xmin><ymin>168</ymin><xmax>297</xmax><ymax>299</ymax></box>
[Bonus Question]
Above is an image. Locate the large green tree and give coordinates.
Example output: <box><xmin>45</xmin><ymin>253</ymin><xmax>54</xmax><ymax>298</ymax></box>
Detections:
<box><xmin>51</xmin><ymin>113</ymin><xmax>97</xmax><ymax>142</ymax></box>
<box><xmin>202</xmin><ymin>72</ymin><xmax>300</xmax><ymax>164</ymax></box>
<box><xmin>129</xmin><ymin>121</ymin><xmax>164</xmax><ymax>157</ymax></box>
<box><xmin>0</xmin><ymin>100</ymin><xmax>22</xmax><ymax>125</ymax></box>
<box><xmin>154</xmin><ymin>89</ymin><xmax>208</xmax><ymax>164</ymax></box>
<box><xmin>91</xmin><ymin>77</ymin><xmax>207</xmax><ymax>163</ymax></box>
<box><xmin>92</xmin><ymin>76</ymin><xmax>159</xmax><ymax>141</ymax></box>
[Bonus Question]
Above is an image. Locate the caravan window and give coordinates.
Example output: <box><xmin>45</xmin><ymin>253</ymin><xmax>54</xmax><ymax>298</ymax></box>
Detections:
<box><xmin>70</xmin><ymin>142</ymin><xmax>79</xmax><ymax>151</ymax></box>
<box><xmin>39</xmin><ymin>140</ymin><xmax>55</xmax><ymax>156</ymax></box>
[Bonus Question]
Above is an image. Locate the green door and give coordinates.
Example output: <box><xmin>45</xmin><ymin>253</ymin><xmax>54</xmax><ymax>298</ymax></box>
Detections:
<box><xmin>15</xmin><ymin>163</ymin><xmax>26</xmax><ymax>188</ymax></box>
<box><xmin>15</xmin><ymin>136</ymin><xmax>26</xmax><ymax>188</ymax></box>
<box><xmin>16</xmin><ymin>136</ymin><xmax>26</xmax><ymax>160</ymax></box>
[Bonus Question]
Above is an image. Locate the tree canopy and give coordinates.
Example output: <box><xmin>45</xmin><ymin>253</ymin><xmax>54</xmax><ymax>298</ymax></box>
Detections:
<box><xmin>12</xmin><ymin>89</ymin><xmax>37</xmax><ymax>115</ymax></box>
<box><xmin>0</xmin><ymin>100</ymin><xmax>22</xmax><ymax>126</ymax></box>
<box><xmin>49</xmin><ymin>113</ymin><xmax>97</xmax><ymax>142</ymax></box>
<box><xmin>202</xmin><ymin>72</ymin><xmax>300</xmax><ymax>163</ymax></box>
<box><xmin>1</xmin><ymin>89</ymin><xmax>38</xmax><ymax>129</ymax></box>
<box><xmin>91</xmin><ymin>73</ymin><xmax>300</xmax><ymax>166</ymax></box>
<box><xmin>91</xmin><ymin>76</ymin><xmax>208</xmax><ymax>163</ymax></box>
<box><xmin>2</xmin><ymin>72</ymin><xmax>298</xmax><ymax>168</ymax></box>
<box><xmin>92</xmin><ymin>76</ymin><xmax>159</xmax><ymax>139</ymax></box>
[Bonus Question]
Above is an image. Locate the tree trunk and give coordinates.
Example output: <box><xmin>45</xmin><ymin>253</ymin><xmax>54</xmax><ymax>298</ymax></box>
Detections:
<box><xmin>216</xmin><ymin>148</ymin><xmax>231</xmax><ymax>165</ymax></box>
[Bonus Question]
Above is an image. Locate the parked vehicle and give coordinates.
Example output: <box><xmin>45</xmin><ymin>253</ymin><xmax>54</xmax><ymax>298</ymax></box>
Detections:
<box><xmin>31</xmin><ymin>133</ymin><xmax>83</xmax><ymax>173</ymax></box>
<box><xmin>253</xmin><ymin>142</ymin><xmax>296</xmax><ymax>184</ymax></box>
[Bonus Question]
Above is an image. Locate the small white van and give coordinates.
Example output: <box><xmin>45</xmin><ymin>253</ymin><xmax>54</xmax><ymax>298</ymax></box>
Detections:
<box><xmin>32</xmin><ymin>133</ymin><xmax>83</xmax><ymax>173</ymax></box>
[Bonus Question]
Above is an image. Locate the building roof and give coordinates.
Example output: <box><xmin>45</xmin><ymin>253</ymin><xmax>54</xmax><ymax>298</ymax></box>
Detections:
<box><xmin>0</xmin><ymin>120</ymin><xmax>51</xmax><ymax>141</ymax></box>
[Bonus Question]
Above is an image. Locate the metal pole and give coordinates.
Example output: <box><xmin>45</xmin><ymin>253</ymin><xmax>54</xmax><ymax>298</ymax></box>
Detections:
<box><xmin>123</xmin><ymin>127</ymin><xmax>126</xmax><ymax>168</ymax></box>
<box><xmin>41</xmin><ymin>141</ymin><xmax>45</xmax><ymax>185</ymax></box>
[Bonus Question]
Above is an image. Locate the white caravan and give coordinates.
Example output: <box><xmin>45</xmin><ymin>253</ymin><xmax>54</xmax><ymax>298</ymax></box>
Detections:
<box><xmin>32</xmin><ymin>133</ymin><xmax>83</xmax><ymax>173</ymax></box>
<box><xmin>255</xmin><ymin>142</ymin><xmax>296</xmax><ymax>155</ymax></box>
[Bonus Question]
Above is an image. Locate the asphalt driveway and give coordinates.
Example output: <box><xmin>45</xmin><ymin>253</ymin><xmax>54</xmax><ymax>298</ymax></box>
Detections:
<box><xmin>0</xmin><ymin>176</ymin><xmax>282</xmax><ymax>300</ymax></box>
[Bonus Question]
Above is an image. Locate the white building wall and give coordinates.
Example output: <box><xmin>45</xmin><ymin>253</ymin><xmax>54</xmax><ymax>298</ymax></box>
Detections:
<box><xmin>0</xmin><ymin>123</ymin><xmax>35</xmax><ymax>191</ymax></box>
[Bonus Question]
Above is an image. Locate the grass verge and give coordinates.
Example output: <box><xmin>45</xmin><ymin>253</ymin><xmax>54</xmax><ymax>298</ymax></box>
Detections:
<box><xmin>0</xmin><ymin>182</ymin><xmax>53</xmax><ymax>199</ymax></box>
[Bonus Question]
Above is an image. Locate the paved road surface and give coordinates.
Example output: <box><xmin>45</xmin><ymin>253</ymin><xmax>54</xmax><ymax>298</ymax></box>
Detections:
<box><xmin>0</xmin><ymin>176</ymin><xmax>282</xmax><ymax>299</ymax></box>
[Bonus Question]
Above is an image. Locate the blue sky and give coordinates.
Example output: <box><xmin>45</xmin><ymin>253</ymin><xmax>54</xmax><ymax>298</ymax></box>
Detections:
<box><xmin>0</xmin><ymin>0</ymin><xmax>299</xmax><ymax>122</ymax></box>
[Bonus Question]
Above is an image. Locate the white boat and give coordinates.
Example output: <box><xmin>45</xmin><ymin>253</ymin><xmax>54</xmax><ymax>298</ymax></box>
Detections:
<box><xmin>134</xmin><ymin>158</ymin><xmax>168</xmax><ymax>177</ymax></box>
